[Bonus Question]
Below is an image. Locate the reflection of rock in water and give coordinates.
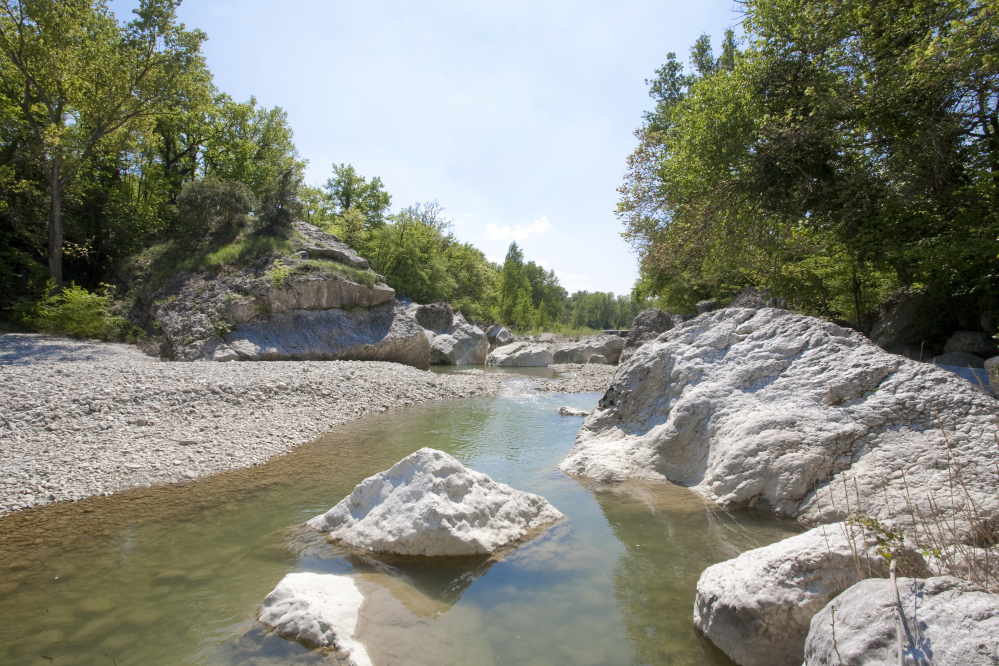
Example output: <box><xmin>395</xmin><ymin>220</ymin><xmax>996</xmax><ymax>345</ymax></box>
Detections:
<box><xmin>587</xmin><ymin>479</ymin><xmax>795</xmax><ymax>665</ymax></box>
<box><xmin>208</xmin><ymin>622</ymin><xmax>347</xmax><ymax>665</ymax></box>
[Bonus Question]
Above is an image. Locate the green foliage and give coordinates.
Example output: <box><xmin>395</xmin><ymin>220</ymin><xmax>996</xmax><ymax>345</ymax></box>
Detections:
<box><xmin>567</xmin><ymin>291</ymin><xmax>646</xmax><ymax>330</ymax></box>
<box><xmin>621</xmin><ymin>2</ymin><xmax>999</xmax><ymax>327</ymax></box>
<box><xmin>15</xmin><ymin>280</ymin><xmax>126</xmax><ymax>340</ymax></box>
<box><xmin>265</xmin><ymin>259</ymin><xmax>291</xmax><ymax>290</ymax></box>
<box><xmin>497</xmin><ymin>242</ymin><xmax>565</xmax><ymax>329</ymax></box>
<box><xmin>324</xmin><ymin>163</ymin><xmax>392</xmax><ymax>229</ymax></box>
<box><xmin>175</xmin><ymin>178</ymin><xmax>255</xmax><ymax>239</ymax></box>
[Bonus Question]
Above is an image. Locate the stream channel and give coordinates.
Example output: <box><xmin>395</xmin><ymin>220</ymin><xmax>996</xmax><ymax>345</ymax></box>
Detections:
<box><xmin>0</xmin><ymin>367</ymin><xmax>799</xmax><ymax>666</ymax></box>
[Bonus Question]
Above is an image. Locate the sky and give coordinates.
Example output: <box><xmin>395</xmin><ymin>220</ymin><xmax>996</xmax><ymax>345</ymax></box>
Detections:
<box><xmin>114</xmin><ymin>0</ymin><xmax>744</xmax><ymax>296</ymax></box>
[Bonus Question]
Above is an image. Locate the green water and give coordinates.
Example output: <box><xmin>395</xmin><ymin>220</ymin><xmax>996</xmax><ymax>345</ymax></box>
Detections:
<box><xmin>0</xmin><ymin>371</ymin><xmax>798</xmax><ymax>666</ymax></box>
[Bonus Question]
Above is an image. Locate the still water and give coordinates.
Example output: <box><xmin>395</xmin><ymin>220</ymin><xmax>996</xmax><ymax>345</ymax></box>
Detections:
<box><xmin>0</xmin><ymin>370</ymin><xmax>798</xmax><ymax>666</ymax></box>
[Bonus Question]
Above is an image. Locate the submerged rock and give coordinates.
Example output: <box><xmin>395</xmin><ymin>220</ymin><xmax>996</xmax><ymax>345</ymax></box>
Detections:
<box><xmin>804</xmin><ymin>576</ymin><xmax>999</xmax><ymax>665</ymax></box>
<box><xmin>486</xmin><ymin>342</ymin><xmax>553</xmax><ymax>367</ymax></box>
<box><xmin>558</xmin><ymin>406</ymin><xmax>590</xmax><ymax>417</ymax></box>
<box><xmin>560</xmin><ymin>308</ymin><xmax>999</xmax><ymax>536</ymax></box>
<box><xmin>258</xmin><ymin>572</ymin><xmax>371</xmax><ymax>666</ymax></box>
<box><xmin>307</xmin><ymin>448</ymin><xmax>563</xmax><ymax>556</ymax></box>
<box><xmin>694</xmin><ymin>523</ymin><xmax>922</xmax><ymax>666</ymax></box>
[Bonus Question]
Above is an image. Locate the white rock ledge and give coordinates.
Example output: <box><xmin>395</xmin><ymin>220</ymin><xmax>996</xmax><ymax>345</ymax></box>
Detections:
<box><xmin>258</xmin><ymin>572</ymin><xmax>371</xmax><ymax>666</ymax></box>
<box><xmin>307</xmin><ymin>448</ymin><xmax>563</xmax><ymax>556</ymax></box>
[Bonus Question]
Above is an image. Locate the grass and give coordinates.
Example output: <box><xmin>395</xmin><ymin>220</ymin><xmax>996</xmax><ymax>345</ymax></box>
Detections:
<box><xmin>516</xmin><ymin>325</ymin><xmax>604</xmax><ymax>339</ymax></box>
<box><xmin>290</xmin><ymin>258</ymin><xmax>380</xmax><ymax>288</ymax></box>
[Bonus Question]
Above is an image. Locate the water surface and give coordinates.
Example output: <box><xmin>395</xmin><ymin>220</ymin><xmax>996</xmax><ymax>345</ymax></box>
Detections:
<box><xmin>0</xmin><ymin>370</ymin><xmax>798</xmax><ymax>665</ymax></box>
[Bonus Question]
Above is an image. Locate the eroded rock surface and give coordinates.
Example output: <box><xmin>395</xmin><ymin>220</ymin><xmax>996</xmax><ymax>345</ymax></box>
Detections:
<box><xmin>259</xmin><ymin>572</ymin><xmax>371</xmax><ymax>666</ymax></box>
<box><xmin>560</xmin><ymin>308</ymin><xmax>999</xmax><ymax>536</ymax></box>
<box><xmin>552</xmin><ymin>335</ymin><xmax>624</xmax><ymax>365</ymax></box>
<box><xmin>486</xmin><ymin>342</ymin><xmax>554</xmax><ymax>367</ymax></box>
<box><xmin>804</xmin><ymin>576</ymin><xmax>999</xmax><ymax>665</ymax></box>
<box><xmin>620</xmin><ymin>308</ymin><xmax>675</xmax><ymax>364</ymax></box>
<box><xmin>694</xmin><ymin>523</ymin><xmax>920</xmax><ymax>666</ymax></box>
<box><xmin>307</xmin><ymin>448</ymin><xmax>563</xmax><ymax>555</ymax></box>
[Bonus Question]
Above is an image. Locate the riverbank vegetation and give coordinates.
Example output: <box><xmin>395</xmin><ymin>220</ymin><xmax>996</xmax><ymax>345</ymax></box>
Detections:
<box><xmin>620</xmin><ymin>0</ymin><xmax>999</xmax><ymax>335</ymax></box>
<box><xmin>0</xmin><ymin>0</ymin><xmax>643</xmax><ymax>338</ymax></box>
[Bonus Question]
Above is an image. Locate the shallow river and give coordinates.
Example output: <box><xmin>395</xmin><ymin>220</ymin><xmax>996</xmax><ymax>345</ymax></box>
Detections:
<box><xmin>0</xmin><ymin>368</ymin><xmax>798</xmax><ymax>666</ymax></box>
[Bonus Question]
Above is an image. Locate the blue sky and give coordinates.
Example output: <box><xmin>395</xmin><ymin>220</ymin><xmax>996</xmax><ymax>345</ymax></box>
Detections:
<box><xmin>115</xmin><ymin>0</ymin><xmax>743</xmax><ymax>295</ymax></box>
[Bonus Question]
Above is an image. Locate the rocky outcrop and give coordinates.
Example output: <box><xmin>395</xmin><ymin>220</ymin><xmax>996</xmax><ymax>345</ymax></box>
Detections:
<box><xmin>486</xmin><ymin>325</ymin><xmax>515</xmax><ymax>349</ymax></box>
<box><xmin>804</xmin><ymin>576</ymin><xmax>999</xmax><ymax>665</ymax></box>
<box><xmin>696</xmin><ymin>300</ymin><xmax>717</xmax><ymax>314</ymax></box>
<box><xmin>587</xmin><ymin>354</ymin><xmax>607</xmax><ymax>364</ymax></box>
<box><xmin>413</xmin><ymin>301</ymin><xmax>454</xmax><ymax>333</ymax></box>
<box><xmin>258</xmin><ymin>572</ymin><xmax>371</xmax><ymax>666</ymax></box>
<box><xmin>558</xmin><ymin>406</ymin><xmax>590</xmax><ymax>417</ymax></box>
<box><xmin>307</xmin><ymin>448</ymin><xmax>563</xmax><ymax>556</ymax></box>
<box><xmin>429</xmin><ymin>323</ymin><xmax>489</xmax><ymax>365</ymax></box>
<box><xmin>552</xmin><ymin>335</ymin><xmax>624</xmax><ymax>365</ymax></box>
<box><xmin>291</xmin><ymin>220</ymin><xmax>371</xmax><ymax>270</ymax></box>
<box><xmin>944</xmin><ymin>330</ymin><xmax>996</xmax><ymax>358</ymax></box>
<box><xmin>620</xmin><ymin>308</ymin><xmax>674</xmax><ymax>364</ymax></box>
<box><xmin>559</xmin><ymin>308</ymin><xmax>999</xmax><ymax>537</ymax></box>
<box><xmin>694</xmin><ymin>523</ymin><xmax>923</xmax><ymax>666</ymax></box>
<box><xmin>486</xmin><ymin>342</ymin><xmax>554</xmax><ymax>367</ymax></box>
<box><xmin>214</xmin><ymin>300</ymin><xmax>430</xmax><ymax>369</ymax></box>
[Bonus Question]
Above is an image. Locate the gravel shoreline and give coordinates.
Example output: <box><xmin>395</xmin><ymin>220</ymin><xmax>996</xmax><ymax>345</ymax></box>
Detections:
<box><xmin>0</xmin><ymin>334</ymin><xmax>499</xmax><ymax>516</ymax></box>
<box><xmin>534</xmin><ymin>363</ymin><xmax>617</xmax><ymax>394</ymax></box>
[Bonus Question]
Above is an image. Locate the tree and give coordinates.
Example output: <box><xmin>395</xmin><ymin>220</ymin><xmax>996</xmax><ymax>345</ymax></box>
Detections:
<box><xmin>0</xmin><ymin>0</ymin><xmax>207</xmax><ymax>286</ymax></box>
<box><xmin>324</xmin><ymin>163</ymin><xmax>392</xmax><ymax>228</ymax></box>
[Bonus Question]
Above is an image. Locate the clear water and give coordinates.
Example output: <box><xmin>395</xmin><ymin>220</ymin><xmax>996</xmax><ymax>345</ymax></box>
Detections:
<box><xmin>0</xmin><ymin>370</ymin><xmax>799</xmax><ymax>666</ymax></box>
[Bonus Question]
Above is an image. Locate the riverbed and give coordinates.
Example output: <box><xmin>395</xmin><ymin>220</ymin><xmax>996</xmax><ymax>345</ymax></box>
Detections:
<box><xmin>0</xmin><ymin>371</ymin><xmax>798</xmax><ymax>666</ymax></box>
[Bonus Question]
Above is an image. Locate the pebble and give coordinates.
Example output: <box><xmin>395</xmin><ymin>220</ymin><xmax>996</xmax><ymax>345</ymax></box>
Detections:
<box><xmin>0</xmin><ymin>334</ymin><xmax>498</xmax><ymax>516</ymax></box>
<box><xmin>535</xmin><ymin>364</ymin><xmax>616</xmax><ymax>394</ymax></box>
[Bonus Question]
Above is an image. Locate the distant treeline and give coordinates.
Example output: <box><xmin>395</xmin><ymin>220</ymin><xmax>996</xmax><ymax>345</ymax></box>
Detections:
<box><xmin>620</xmin><ymin>0</ymin><xmax>999</xmax><ymax>332</ymax></box>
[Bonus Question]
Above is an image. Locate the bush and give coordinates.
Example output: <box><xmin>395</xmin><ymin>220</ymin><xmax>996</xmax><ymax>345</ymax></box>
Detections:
<box><xmin>15</xmin><ymin>281</ymin><xmax>128</xmax><ymax>341</ymax></box>
<box><xmin>175</xmin><ymin>178</ymin><xmax>256</xmax><ymax>240</ymax></box>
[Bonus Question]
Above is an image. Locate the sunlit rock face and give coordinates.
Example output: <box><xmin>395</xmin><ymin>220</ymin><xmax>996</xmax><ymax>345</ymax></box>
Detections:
<box><xmin>486</xmin><ymin>342</ymin><xmax>553</xmax><ymax>367</ymax></box>
<box><xmin>307</xmin><ymin>448</ymin><xmax>563</xmax><ymax>556</ymax></box>
<box><xmin>560</xmin><ymin>308</ymin><xmax>998</xmax><ymax>537</ymax></box>
<box><xmin>258</xmin><ymin>572</ymin><xmax>372</xmax><ymax>666</ymax></box>
<box><xmin>804</xmin><ymin>576</ymin><xmax>999</xmax><ymax>665</ymax></box>
<box><xmin>694</xmin><ymin>523</ymin><xmax>924</xmax><ymax>666</ymax></box>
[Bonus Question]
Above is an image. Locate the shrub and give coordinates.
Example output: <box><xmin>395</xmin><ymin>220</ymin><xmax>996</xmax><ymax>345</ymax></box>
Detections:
<box><xmin>15</xmin><ymin>281</ymin><xmax>128</xmax><ymax>341</ymax></box>
<box><xmin>175</xmin><ymin>178</ymin><xmax>256</xmax><ymax>240</ymax></box>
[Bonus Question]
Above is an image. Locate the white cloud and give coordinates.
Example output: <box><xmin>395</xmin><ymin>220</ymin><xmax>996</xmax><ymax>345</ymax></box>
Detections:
<box><xmin>487</xmin><ymin>255</ymin><xmax>504</xmax><ymax>264</ymax></box>
<box><xmin>555</xmin><ymin>270</ymin><xmax>589</xmax><ymax>293</ymax></box>
<box><xmin>486</xmin><ymin>216</ymin><xmax>552</xmax><ymax>241</ymax></box>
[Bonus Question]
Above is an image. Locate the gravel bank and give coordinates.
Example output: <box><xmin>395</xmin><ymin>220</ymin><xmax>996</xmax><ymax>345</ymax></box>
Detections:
<box><xmin>0</xmin><ymin>334</ymin><xmax>498</xmax><ymax>516</ymax></box>
<box><xmin>535</xmin><ymin>363</ymin><xmax>617</xmax><ymax>394</ymax></box>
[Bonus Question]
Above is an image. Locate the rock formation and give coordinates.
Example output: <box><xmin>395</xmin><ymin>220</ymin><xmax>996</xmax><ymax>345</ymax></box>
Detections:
<box><xmin>944</xmin><ymin>330</ymin><xmax>997</xmax><ymax>358</ymax></box>
<box><xmin>307</xmin><ymin>448</ymin><xmax>563</xmax><ymax>556</ymax></box>
<box><xmin>552</xmin><ymin>334</ymin><xmax>624</xmax><ymax>365</ymax></box>
<box><xmin>804</xmin><ymin>576</ymin><xmax>999</xmax><ymax>665</ymax></box>
<box><xmin>694</xmin><ymin>523</ymin><xmax>923</xmax><ymax>666</ymax></box>
<box><xmin>620</xmin><ymin>308</ymin><xmax>674</xmax><ymax>364</ymax></box>
<box><xmin>486</xmin><ymin>342</ymin><xmax>554</xmax><ymax>367</ymax></box>
<box><xmin>486</xmin><ymin>325</ymin><xmax>515</xmax><ymax>349</ymax></box>
<box><xmin>258</xmin><ymin>572</ymin><xmax>371</xmax><ymax>666</ymax></box>
<box><xmin>558</xmin><ymin>406</ymin><xmax>590</xmax><ymax>417</ymax></box>
<box><xmin>560</xmin><ymin>308</ymin><xmax>998</xmax><ymax>537</ymax></box>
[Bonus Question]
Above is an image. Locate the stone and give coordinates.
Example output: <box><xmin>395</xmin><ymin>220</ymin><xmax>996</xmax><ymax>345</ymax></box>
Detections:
<box><xmin>803</xmin><ymin>576</ymin><xmax>999</xmax><ymax>666</ymax></box>
<box><xmin>290</xmin><ymin>220</ymin><xmax>370</xmax><ymax>270</ymax></box>
<box><xmin>413</xmin><ymin>302</ymin><xmax>454</xmax><ymax>334</ymax></box>
<box><xmin>932</xmin><ymin>351</ymin><xmax>985</xmax><ymax>368</ymax></box>
<box><xmin>586</xmin><ymin>354</ymin><xmax>607</xmax><ymax>364</ymax></box>
<box><xmin>486</xmin><ymin>342</ymin><xmax>554</xmax><ymax>367</ymax></box>
<box><xmin>559</xmin><ymin>308</ymin><xmax>998</xmax><ymax>537</ymax></box>
<box><xmin>765</xmin><ymin>297</ymin><xmax>788</xmax><ymax>310</ymax></box>
<box><xmin>694</xmin><ymin>523</ymin><xmax>923</xmax><ymax>666</ymax></box>
<box><xmin>987</xmin><ymin>356</ymin><xmax>999</xmax><ymax>387</ymax></box>
<box><xmin>869</xmin><ymin>288</ymin><xmax>928</xmax><ymax>356</ymax></box>
<box><xmin>222</xmin><ymin>300</ymin><xmax>431</xmax><ymax>370</ymax></box>
<box><xmin>935</xmin><ymin>365</ymin><xmax>993</xmax><ymax>394</ymax></box>
<box><xmin>552</xmin><ymin>335</ymin><xmax>625</xmax><ymax>365</ymax></box>
<box><xmin>307</xmin><ymin>448</ymin><xmax>562</xmax><ymax>556</ymax></box>
<box><xmin>558</xmin><ymin>406</ymin><xmax>590</xmax><ymax>417</ymax></box>
<box><xmin>944</xmin><ymin>330</ymin><xmax>997</xmax><ymax>358</ymax></box>
<box><xmin>539</xmin><ymin>333</ymin><xmax>555</xmax><ymax>342</ymax></box>
<box><xmin>620</xmin><ymin>308</ymin><xmax>675</xmax><ymax>364</ymax></box>
<box><xmin>258</xmin><ymin>572</ymin><xmax>372</xmax><ymax>666</ymax></box>
<box><xmin>696</xmin><ymin>300</ymin><xmax>717</xmax><ymax>314</ymax></box>
<box><xmin>729</xmin><ymin>287</ymin><xmax>769</xmax><ymax>309</ymax></box>
<box><xmin>425</xmin><ymin>312</ymin><xmax>489</xmax><ymax>365</ymax></box>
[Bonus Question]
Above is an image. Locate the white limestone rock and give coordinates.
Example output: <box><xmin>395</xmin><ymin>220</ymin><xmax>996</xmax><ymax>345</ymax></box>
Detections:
<box><xmin>486</xmin><ymin>342</ymin><xmax>554</xmax><ymax>367</ymax></box>
<box><xmin>559</xmin><ymin>308</ymin><xmax>999</xmax><ymax>535</ymax></box>
<box><xmin>553</xmin><ymin>335</ymin><xmax>625</xmax><ymax>364</ymax></box>
<box><xmin>558</xmin><ymin>406</ymin><xmax>590</xmax><ymax>417</ymax></box>
<box><xmin>428</xmin><ymin>315</ymin><xmax>489</xmax><ymax>365</ymax></box>
<box><xmin>804</xmin><ymin>576</ymin><xmax>999</xmax><ymax>665</ymax></box>
<box><xmin>307</xmin><ymin>448</ymin><xmax>563</xmax><ymax>555</ymax></box>
<box><xmin>258</xmin><ymin>572</ymin><xmax>372</xmax><ymax>666</ymax></box>
<box><xmin>694</xmin><ymin>523</ymin><xmax>918</xmax><ymax>666</ymax></box>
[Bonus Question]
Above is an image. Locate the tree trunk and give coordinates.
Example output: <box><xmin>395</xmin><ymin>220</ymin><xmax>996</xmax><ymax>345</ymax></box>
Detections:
<box><xmin>48</xmin><ymin>168</ymin><xmax>63</xmax><ymax>288</ymax></box>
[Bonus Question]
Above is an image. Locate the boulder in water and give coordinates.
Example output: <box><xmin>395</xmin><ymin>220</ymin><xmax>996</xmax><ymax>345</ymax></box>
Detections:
<box><xmin>258</xmin><ymin>572</ymin><xmax>371</xmax><ymax>666</ymax></box>
<box><xmin>486</xmin><ymin>342</ymin><xmax>553</xmax><ymax>367</ymax></box>
<box><xmin>307</xmin><ymin>448</ymin><xmax>563</xmax><ymax>556</ymax></box>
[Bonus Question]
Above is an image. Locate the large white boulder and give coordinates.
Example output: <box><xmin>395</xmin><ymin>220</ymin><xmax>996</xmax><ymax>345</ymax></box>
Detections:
<box><xmin>559</xmin><ymin>308</ymin><xmax>998</xmax><ymax>536</ymax></box>
<box><xmin>694</xmin><ymin>523</ymin><xmax>918</xmax><ymax>666</ymax></box>
<box><xmin>486</xmin><ymin>342</ymin><xmax>554</xmax><ymax>367</ymax></box>
<box><xmin>553</xmin><ymin>335</ymin><xmax>625</xmax><ymax>364</ymax></box>
<box><xmin>428</xmin><ymin>314</ymin><xmax>489</xmax><ymax>365</ymax></box>
<box><xmin>258</xmin><ymin>572</ymin><xmax>372</xmax><ymax>666</ymax></box>
<box><xmin>307</xmin><ymin>448</ymin><xmax>563</xmax><ymax>555</ymax></box>
<box><xmin>804</xmin><ymin>576</ymin><xmax>999</xmax><ymax>665</ymax></box>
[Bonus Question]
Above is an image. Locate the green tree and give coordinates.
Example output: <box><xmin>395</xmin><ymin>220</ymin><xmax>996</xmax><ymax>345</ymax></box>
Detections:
<box><xmin>324</xmin><ymin>163</ymin><xmax>392</xmax><ymax>229</ymax></box>
<box><xmin>0</xmin><ymin>0</ymin><xmax>207</xmax><ymax>286</ymax></box>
